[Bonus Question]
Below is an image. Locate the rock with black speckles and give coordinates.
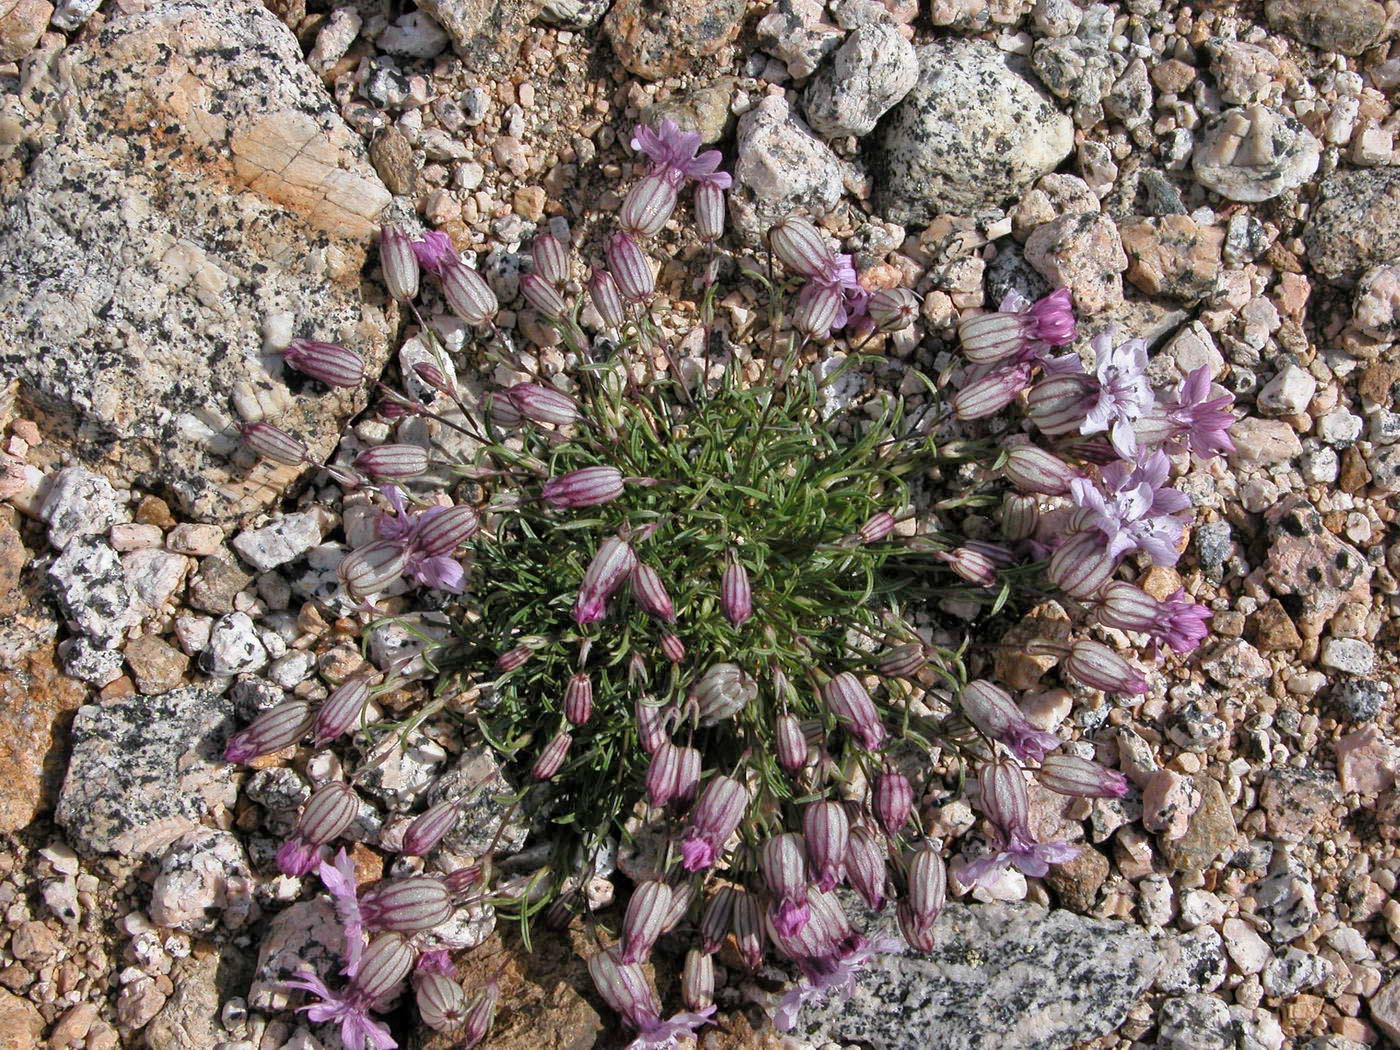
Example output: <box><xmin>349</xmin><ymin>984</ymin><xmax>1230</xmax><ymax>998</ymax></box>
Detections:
<box><xmin>1264</xmin><ymin>0</ymin><xmax>1390</xmax><ymax>56</ymax></box>
<box><xmin>730</xmin><ymin>96</ymin><xmax>844</xmax><ymax>245</ymax></box>
<box><xmin>249</xmin><ymin>899</ymin><xmax>347</xmax><ymax>1012</ymax></box>
<box><xmin>48</xmin><ymin>538</ymin><xmax>136</xmax><ymax>648</ymax></box>
<box><xmin>413</xmin><ymin>0</ymin><xmax>546</xmax><ymax>67</ymax></box>
<box><xmin>797</xmin><ymin>901</ymin><xmax>1158</xmax><ymax>1049</ymax></box>
<box><xmin>873</xmin><ymin>39</ymin><xmax>1074</xmax><ymax>225</ymax></box>
<box><xmin>150</xmin><ymin>827</ymin><xmax>255</xmax><ymax>933</ymax></box>
<box><xmin>605</xmin><ymin>0</ymin><xmax>747</xmax><ymax>80</ymax></box>
<box><xmin>55</xmin><ymin>687</ymin><xmax>238</xmax><ymax>857</ymax></box>
<box><xmin>802</xmin><ymin>21</ymin><xmax>918</xmax><ymax>140</ymax></box>
<box><xmin>0</xmin><ymin>0</ymin><xmax>393</xmax><ymax>525</ymax></box>
<box><xmin>201</xmin><ymin>611</ymin><xmax>268</xmax><ymax>676</ymax></box>
<box><xmin>1304</xmin><ymin>170</ymin><xmax>1400</xmax><ymax>284</ymax></box>
<box><xmin>1191</xmin><ymin>105</ymin><xmax>1319</xmax><ymax>203</ymax></box>
<box><xmin>426</xmin><ymin>747</ymin><xmax>528</xmax><ymax>857</ymax></box>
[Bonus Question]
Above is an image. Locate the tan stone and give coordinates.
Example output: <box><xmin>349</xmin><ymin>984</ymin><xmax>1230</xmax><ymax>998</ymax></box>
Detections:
<box><xmin>0</xmin><ymin>643</ymin><xmax>87</xmax><ymax>832</ymax></box>
<box><xmin>0</xmin><ymin>988</ymin><xmax>43</xmax><ymax>1050</ymax></box>
<box><xmin>1120</xmin><ymin>215</ymin><xmax>1224</xmax><ymax>302</ymax></box>
<box><xmin>0</xmin><ymin>0</ymin><xmax>52</xmax><ymax>63</ymax></box>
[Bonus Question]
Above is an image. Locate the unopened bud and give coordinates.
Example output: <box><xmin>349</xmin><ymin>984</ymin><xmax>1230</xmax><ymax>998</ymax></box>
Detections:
<box><xmin>620</xmin><ymin>173</ymin><xmax>679</xmax><ymax>238</ymax></box>
<box><xmin>284</xmin><ymin>338</ymin><xmax>365</xmax><ymax>388</ymax></box>
<box><xmin>694</xmin><ymin>183</ymin><xmax>726</xmax><ymax>242</ymax></box>
<box><xmin>1003</xmin><ymin>446</ymin><xmax>1078</xmax><ymax>496</ymax></box>
<box><xmin>693</xmin><ymin>662</ymin><xmax>758</xmax><ymax>726</ymax></box>
<box><xmin>605</xmin><ymin>233</ymin><xmax>654</xmax><ymax>302</ymax></box>
<box><xmin>588</xmin><ymin>268</ymin><xmax>627</xmax><ymax>329</ymax></box>
<box><xmin>721</xmin><ymin>554</ymin><xmax>752</xmax><ymax>627</ymax></box>
<box><xmin>621</xmin><ymin>881</ymin><xmax>673</xmax><ymax>963</ymax></box>
<box><xmin>682</xmin><ymin>949</ymin><xmax>714</xmax><ymax>1011</ymax></box>
<box><xmin>822</xmin><ymin>672</ymin><xmax>885</xmax><ymax>751</ymax></box>
<box><xmin>769</xmin><ymin>217</ymin><xmax>834</xmax><ymax>277</ymax></box>
<box><xmin>521</xmin><ymin>272</ymin><xmax>570</xmax><ymax>320</ymax></box>
<box><xmin>403</xmin><ymin>797</ymin><xmax>461</xmax><ymax>856</ymax></box>
<box><xmin>239</xmin><ymin>422</ymin><xmax>309</xmax><ymax>465</ymax></box>
<box><xmin>732</xmin><ymin>887</ymin><xmax>764</xmax><ymax>969</ymax></box>
<box><xmin>1036</xmin><ymin>753</ymin><xmax>1130</xmax><ymax>798</ymax></box>
<box><xmin>905</xmin><ymin>848</ymin><xmax>947</xmax><ymax>931</ymax></box>
<box><xmin>846</xmin><ymin>825</ymin><xmax>888</xmax><ymax>910</ymax></box>
<box><xmin>361</xmin><ymin>877</ymin><xmax>454</xmax><ymax>935</ymax></box>
<box><xmin>440</xmin><ymin>257</ymin><xmax>498</xmax><ymax>325</ymax></box>
<box><xmin>531</xmin><ymin>730</ymin><xmax>573</xmax><ymax>781</ymax></box>
<box><xmin>646</xmin><ymin>742</ymin><xmax>701</xmax><ymax>809</ymax></box>
<box><xmin>952</xmin><ymin>364</ymin><xmax>1031</xmax><ymax>421</ymax></box>
<box><xmin>564</xmin><ymin>673</ymin><xmax>593</xmax><ymax>725</ymax></box>
<box><xmin>700</xmin><ymin>886</ymin><xmax>735</xmax><ymax>954</ymax></box>
<box><xmin>868</xmin><ymin>288</ymin><xmax>919</xmax><ymax>332</ymax></box>
<box><xmin>313</xmin><ymin>677</ymin><xmax>371</xmax><ymax>746</ymax></box>
<box><xmin>636</xmin><ymin>697</ymin><xmax>670</xmax><ymax>755</ymax></box>
<box><xmin>507</xmin><ymin>382</ymin><xmax>580</xmax><ymax>427</ymax></box>
<box><xmin>543</xmin><ymin>466</ymin><xmax>625</xmax><ymax>509</ymax></box>
<box><xmin>1064</xmin><ymin>639</ymin><xmax>1148</xmax><ymax>695</ymax></box>
<box><xmin>630</xmin><ymin>562</ymin><xmax>675</xmax><ymax>622</ymax></box>
<box><xmin>857</xmin><ymin>511</ymin><xmax>895</xmax><ymax>545</ymax></box>
<box><xmin>495</xmin><ymin>645</ymin><xmax>531</xmax><ymax>672</ymax></box>
<box><xmin>352</xmin><ymin>932</ymin><xmax>416</xmax><ymax>1004</ymax></box>
<box><xmin>874</xmin><ymin>770</ymin><xmax>913</xmax><ymax>836</ymax></box>
<box><xmin>878</xmin><ymin>642</ymin><xmax>927</xmax><ymax>679</ymax></box>
<box><xmin>380</xmin><ymin>226</ymin><xmax>421</xmax><ymax>302</ymax></box>
<box><xmin>224</xmin><ymin>700</ymin><xmax>313</xmax><ymax>763</ymax></box>
<box><xmin>803</xmin><ymin>801</ymin><xmax>850</xmax><ymax>892</ymax></box>
<box><xmin>531</xmin><ymin>233</ymin><xmax>570</xmax><ymax>287</ymax></box>
<box><xmin>660</xmin><ymin>632</ymin><xmax>685</xmax><ymax>663</ymax></box>
<box><xmin>355</xmin><ymin>443</ymin><xmax>429</xmax><ymax>480</ymax></box>
<box><xmin>461</xmin><ymin>981</ymin><xmax>499</xmax><ymax>1047</ymax></box>
<box><xmin>339</xmin><ymin>539</ymin><xmax>409</xmax><ymax>597</ymax></box>
<box><xmin>775</xmin><ymin>713</ymin><xmax>809</xmax><ymax>772</ymax></box>
<box><xmin>1001</xmin><ymin>493</ymin><xmax>1040</xmax><ymax>541</ymax></box>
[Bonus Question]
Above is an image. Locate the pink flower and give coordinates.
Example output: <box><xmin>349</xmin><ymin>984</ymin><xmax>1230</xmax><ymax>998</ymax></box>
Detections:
<box><xmin>319</xmin><ymin>849</ymin><xmax>366</xmax><ymax>977</ymax></box>
<box><xmin>631</xmin><ymin>120</ymin><xmax>732</xmax><ymax>189</ymax></box>
<box><xmin>1166</xmin><ymin>366</ymin><xmax>1236</xmax><ymax>458</ymax></box>
<box><xmin>282</xmin><ymin>969</ymin><xmax>398</xmax><ymax>1050</ymax></box>
<box><xmin>772</xmin><ymin>935</ymin><xmax>900</xmax><ymax>1031</ymax></box>
<box><xmin>411</xmin><ymin>230</ymin><xmax>457</xmax><ymax>276</ymax></box>
<box><xmin>1080</xmin><ymin>333</ymin><xmax>1154</xmax><ymax>459</ymax></box>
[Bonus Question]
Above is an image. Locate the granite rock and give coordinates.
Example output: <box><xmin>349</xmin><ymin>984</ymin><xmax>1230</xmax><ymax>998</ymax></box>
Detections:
<box><xmin>873</xmin><ymin>39</ymin><xmax>1074</xmax><ymax>224</ymax></box>
<box><xmin>1158</xmin><ymin>775</ymin><xmax>1236</xmax><ymax>873</ymax></box>
<box><xmin>150</xmin><ymin>828</ymin><xmax>255</xmax><ymax>933</ymax></box>
<box><xmin>56</xmin><ymin>686</ymin><xmax>238</xmax><ymax>856</ymax></box>
<box><xmin>0</xmin><ymin>0</ymin><xmax>53</xmax><ymax>62</ymax></box>
<box><xmin>0</xmin><ymin>642</ymin><xmax>87</xmax><ymax>832</ymax></box>
<box><xmin>802</xmin><ymin>21</ymin><xmax>918</xmax><ymax>139</ymax></box>
<box><xmin>38</xmin><ymin>467</ymin><xmax>127</xmax><ymax>551</ymax></box>
<box><xmin>426</xmin><ymin>746</ymin><xmax>528</xmax><ymax>857</ymax></box>
<box><xmin>755</xmin><ymin>0</ymin><xmax>842</xmax><ymax>80</ymax></box>
<box><xmin>0</xmin><ymin>0</ymin><xmax>392</xmax><ymax>525</ymax></box>
<box><xmin>48</xmin><ymin>538</ymin><xmax>136</xmax><ymax>649</ymax></box>
<box><xmin>249</xmin><ymin>899</ymin><xmax>347</xmax><ymax>1012</ymax></box>
<box><xmin>1302</xmin><ymin>169</ymin><xmax>1400</xmax><ymax>283</ymax></box>
<box><xmin>798</xmin><ymin>902</ymin><xmax>1158</xmax><ymax>1050</ymax></box>
<box><xmin>145</xmin><ymin>945</ymin><xmax>252</xmax><ymax>1050</ymax></box>
<box><xmin>1264</xmin><ymin>0</ymin><xmax>1390</xmax><ymax>55</ymax></box>
<box><xmin>1192</xmin><ymin>106</ymin><xmax>1320</xmax><ymax>203</ymax></box>
<box><xmin>604</xmin><ymin>0</ymin><xmax>747</xmax><ymax>80</ymax></box>
<box><xmin>730</xmin><ymin>96</ymin><xmax>844</xmax><ymax>244</ymax></box>
<box><xmin>1158</xmin><ymin>994</ymin><xmax>1234</xmax><ymax>1050</ymax></box>
<box><xmin>1023</xmin><ymin>212</ymin><xmax>1128</xmax><ymax>315</ymax></box>
<box><xmin>414</xmin><ymin>0</ymin><xmax>546</xmax><ymax>68</ymax></box>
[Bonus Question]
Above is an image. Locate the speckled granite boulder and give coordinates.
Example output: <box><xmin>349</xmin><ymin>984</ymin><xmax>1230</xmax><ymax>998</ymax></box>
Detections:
<box><xmin>798</xmin><ymin>902</ymin><xmax>1158</xmax><ymax>1050</ymax></box>
<box><xmin>873</xmin><ymin>39</ymin><xmax>1074</xmax><ymax>225</ymax></box>
<box><xmin>729</xmin><ymin>96</ymin><xmax>844</xmax><ymax>244</ymax></box>
<box><xmin>415</xmin><ymin>0</ymin><xmax>546</xmax><ymax>67</ymax></box>
<box><xmin>605</xmin><ymin>0</ymin><xmax>748</xmax><ymax>80</ymax></box>
<box><xmin>0</xmin><ymin>0</ymin><xmax>393</xmax><ymax>525</ymax></box>
<box><xmin>1303</xmin><ymin>169</ymin><xmax>1400</xmax><ymax>283</ymax></box>
<box><xmin>56</xmin><ymin>687</ymin><xmax>238</xmax><ymax>857</ymax></box>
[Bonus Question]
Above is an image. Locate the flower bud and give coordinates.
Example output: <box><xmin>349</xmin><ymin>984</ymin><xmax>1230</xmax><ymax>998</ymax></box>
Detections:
<box><xmin>621</xmin><ymin>880</ymin><xmax>673</xmax><ymax>963</ymax></box>
<box><xmin>440</xmin><ymin>257</ymin><xmax>498</xmax><ymax>325</ymax></box>
<box><xmin>680</xmin><ymin>775</ymin><xmax>749</xmax><ymax>872</ymax></box>
<box><xmin>531</xmin><ymin>233</ymin><xmax>570</xmax><ymax>287</ymax></box>
<box><xmin>521</xmin><ymin>272</ymin><xmax>569</xmax><ymax>320</ymax></box>
<box><xmin>575</xmin><ymin>535</ymin><xmax>636</xmax><ymax>625</ymax></box>
<box><xmin>636</xmin><ymin>697</ymin><xmax>669</xmax><ymax>755</ymax></box>
<box><xmin>794</xmin><ymin>282</ymin><xmax>842</xmax><ymax>339</ymax></box>
<box><xmin>296</xmin><ymin>781</ymin><xmax>358</xmax><ymax>846</ymax></box>
<box><xmin>313</xmin><ymin>677</ymin><xmax>371</xmax><ymax>745</ymax></box>
<box><xmin>239</xmin><ymin>421</ymin><xmax>309</xmax><ymax>465</ymax></box>
<box><xmin>415</xmin><ymin>505</ymin><xmax>481</xmax><ymax>556</ymax></box>
<box><xmin>403</xmin><ymin>797</ymin><xmax>461</xmax><ymax>856</ymax></box>
<box><xmin>415</xmin><ymin>971</ymin><xmax>468</xmax><ymax>1033</ymax></box>
<box><xmin>846</xmin><ymin>825</ymin><xmax>888</xmax><ymax>910</ymax></box>
<box><xmin>660</xmin><ymin>632</ymin><xmax>685</xmax><ymax>663</ymax></box>
<box><xmin>958</xmin><ymin>310</ymin><xmax>1031</xmax><ymax>366</ymax></box>
<box><xmin>694</xmin><ymin>183</ymin><xmax>726</xmax><ymax>242</ymax></box>
<box><xmin>937</xmin><ymin>546</ymin><xmax>998</xmax><ymax>586</ymax></box>
<box><xmin>543</xmin><ymin>466</ymin><xmax>625</xmax><ymax>509</ymax></box>
<box><xmin>1029</xmin><ymin>287</ymin><xmax>1076</xmax><ymax>345</ymax></box>
<box><xmin>721</xmin><ymin>554</ymin><xmax>752</xmax><ymax>627</ymax></box>
<box><xmin>605</xmin><ymin>233</ymin><xmax>654</xmax><ymax>302</ymax></box>
<box><xmin>979</xmin><ymin>759</ymin><xmax>1031</xmax><ymax>841</ymax></box>
<box><xmin>485</xmin><ymin>390</ymin><xmax>523</xmax><ymax>428</ymax></box>
<box><xmin>224</xmin><ymin>700</ymin><xmax>313</xmax><ymax>763</ymax></box>
<box><xmin>506</xmin><ymin>383</ymin><xmax>579</xmax><ymax>426</ymax></box>
<box><xmin>874</xmin><ymin>771</ymin><xmax>913</xmax><ymax>836</ymax></box>
<box><xmin>682</xmin><ymin>949</ymin><xmax>714</xmax><ymax>1012</ymax></box>
<box><xmin>732</xmin><ymin>887</ymin><xmax>765</xmax><ymax>969</ymax></box>
<box><xmin>775</xmin><ymin>713</ymin><xmax>809</xmax><ymax>772</ymax></box>
<box><xmin>361</xmin><ymin>877</ymin><xmax>454</xmax><ymax>935</ymax></box>
<box><xmin>897</xmin><ymin>901</ymin><xmax>936</xmax><ymax>953</ymax></box>
<box><xmin>1064</xmin><ymin>640</ymin><xmax>1148</xmax><ymax>695</ymax></box>
<box><xmin>1000</xmin><ymin>493</ymin><xmax>1040</xmax><ymax>541</ymax></box>
<box><xmin>587</xmin><ymin>948</ymin><xmax>659</xmax><ymax>1031</ymax></box>
<box><xmin>952</xmin><ymin>364</ymin><xmax>1031</xmax><ymax>420</ymax></box>
<box><xmin>339</xmin><ymin>539</ymin><xmax>410</xmax><ymax>598</ymax></box>
<box><xmin>283</xmin><ymin>338</ymin><xmax>365</xmax><ymax>388</ymax></box>
<box><xmin>878</xmin><ymin>642</ymin><xmax>927</xmax><ymax>679</ymax></box>
<box><xmin>630</xmin><ymin>562</ymin><xmax>675</xmax><ymax>622</ymax></box>
<box><xmin>803</xmin><ymin>801</ymin><xmax>849</xmax><ymax>892</ymax></box>
<box><xmin>857</xmin><ymin>511</ymin><xmax>895</xmax><ymax>545</ymax></box>
<box><xmin>905</xmin><ymin>848</ymin><xmax>947</xmax><ymax>931</ymax></box>
<box><xmin>1096</xmin><ymin>581</ymin><xmax>1161</xmax><ymax>633</ymax></box>
<box><xmin>693</xmin><ymin>663</ymin><xmax>757</xmax><ymax>726</ymax></box>
<box><xmin>868</xmin><ymin>288</ymin><xmax>919</xmax><ymax>332</ymax></box>
<box><xmin>531</xmin><ymin>730</ymin><xmax>573</xmax><ymax>781</ymax></box>
<box><xmin>564</xmin><ymin>673</ymin><xmax>593</xmax><ymax>725</ymax></box>
<box><xmin>620</xmin><ymin>173</ymin><xmax>679</xmax><ymax>238</ymax></box>
<box><xmin>380</xmin><ymin>226</ymin><xmax>421</xmax><ymax>302</ymax></box>
<box><xmin>1026</xmin><ymin>373</ymin><xmax>1096</xmax><ymax>436</ymax></box>
<box><xmin>700</xmin><ymin>886</ymin><xmax>735</xmax><ymax>954</ymax></box>
<box><xmin>1003</xmin><ymin>446</ymin><xmax>1078</xmax><ymax>496</ymax></box>
<box><xmin>769</xmin><ymin>217</ymin><xmax>833</xmax><ymax>277</ymax></box>
<box><xmin>822</xmin><ymin>672</ymin><xmax>885</xmax><ymax>751</ymax></box>
<box><xmin>1047</xmin><ymin>532</ymin><xmax>1117</xmax><ymax>598</ymax></box>
<box><xmin>495</xmin><ymin>646</ymin><xmax>531</xmax><ymax>672</ymax></box>
<box><xmin>761</xmin><ymin>833</ymin><xmax>809</xmax><ymax>902</ymax></box>
<box><xmin>588</xmin><ymin>268</ymin><xmax>627</xmax><ymax>328</ymax></box>
<box><xmin>352</xmin><ymin>932</ymin><xmax>417</xmax><ymax>1004</ymax></box>
<box><xmin>355</xmin><ymin>443</ymin><xmax>430</xmax><ymax>480</ymax></box>
<box><xmin>646</xmin><ymin>742</ymin><xmax>700</xmax><ymax>809</ymax></box>
<box><xmin>1037</xmin><ymin>753</ymin><xmax>1130</xmax><ymax>798</ymax></box>
<box><xmin>461</xmin><ymin>981</ymin><xmax>499</xmax><ymax>1048</ymax></box>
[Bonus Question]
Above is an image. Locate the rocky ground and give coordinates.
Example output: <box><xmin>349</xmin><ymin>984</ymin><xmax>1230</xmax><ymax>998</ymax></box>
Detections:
<box><xmin>0</xmin><ymin>0</ymin><xmax>1399</xmax><ymax>1048</ymax></box>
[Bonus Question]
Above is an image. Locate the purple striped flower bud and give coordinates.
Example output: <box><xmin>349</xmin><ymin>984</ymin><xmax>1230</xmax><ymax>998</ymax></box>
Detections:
<box><xmin>803</xmin><ymin>801</ymin><xmax>850</xmax><ymax>892</ymax></box>
<box><xmin>284</xmin><ymin>338</ymin><xmax>366</xmax><ymax>389</ymax></box>
<box><xmin>775</xmin><ymin>713</ymin><xmax>809</xmax><ymax>772</ymax></box>
<box><xmin>543</xmin><ymin>466</ymin><xmax>625</xmax><ymax>509</ymax></box>
<box><xmin>1065</xmin><ymin>640</ymin><xmax>1148</xmax><ymax>695</ymax></box>
<box><xmin>732</xmin><ymin>887</ymin><xmax>765</xmax><ymax>969</ymax></box>
<box><xmin>630</xmin><ymin>562</ymin><xmax>675</xmax><ymax>622</ymax></box>
<box><xmin>905</xmin><ymin>848</ymin><xmax>947</xmax><ymax>932</ymax></box>
<box><xmin>858</xmin><ymin>511</ymin><xmax>895</xmax><ymax>545</ymax></box>
<box><xmin>351</xmin><ymin>932</ymin><xmax>417</xmax><ymax>1005</ymax></box>
<box><xmin>769</xmin><ymin>217</ymin><xmax>834</xmax><ymax>278</ymax></box>
<box><xmin>645</xmin><ymin>742</ymin><xmax>698</xmax><ymax>808</ymax></box>
<box><xmin>278</xmin><ymin>780</ymin><xmax>358</xmax><ymax>875</ymax></box>
<box><xmin>239</xmin><ymin>421</ymin><xmax>309</xmax><ymax>465</ymax></box>
<box><xmin>621</xmin><ymin>880</ymin><xmax>673</xmax><ymax>963</ymax></box>
<box><xmin>588</xmin><ymin>268</ymin><xmax>627</xmax><ymax>329</ymax></box>
<box><xmin>313</xmin><ymin>677</ymin><xmax>371</xmax><ymax>746</ymax></box>
<box><xmin>495</xmin><ymin>645</ymin><xmax>531</xmax><ymax>672</ymax></box>
<box><xmin>660</xmin><ymin>632</ymin><xmax>685</xmax><ymax>663</ymax></box>
<box><xmin>413</xmin><ymin>362</ymin><xmax>456</xmax><ymax>399</ymax></box>
<box><xmin>874</xmin><ymin>771</ymin><xmax>913</xmax><ymax>836</ymax></box>
<box><xmin>415</xmin><ymin>505</ymin><xmax>480</xmax><ymax>556</ymax></box>
<box><xmin>958</xmin><ymin>310</ymin><xmax>1032</xmax><ymax>366</ymax></box>
<box><xmin>339</xmin><ymin>539</ymin><xmax>409</xmax><ymax>598</ymax></box>
<box><xmin>700</xmin><ymin>886</ymin><xmax>735</xmax><ymax>954</ymax></box>
<box><xmin>878</xmin><ymin>642</ymin><xmax>927</xmax><ymax>679</ymax></box>
<box><xmin>380</xmin><ymin>226</ymin><xmax>421</xmax><ymax>302</ymax></box>
<box><xmin>564</xmin><ymin>673</ymin><xmax>593</xmax><ymax>725</ymax></box>
<box><xmin>587</xmin><ymin>948</ymin><xmax>659</xmax><ymax>1032</ymax></box>
<box><xmin>443</xmin><ymin>862</ymin><xmax>486</xmax><ymax>898</ymax></box>
<box><xmin>1047</xmin><ymin>532</ymin><xmax>1117</xmax><ymax>598</ymax></box>
<box><xmin>224</xmin><ymin>700</ymin><xmax>312</xmax><ymax>763</ymax></box>
<box><xmin>1003</xmin><ymin>446</ymin><xmax>1078</xmax><ymax>496</ymax></box>
<box><xmin>682</xmin><ymin>948</ymin><xmax>714</xmax><ymax>1011</ymax></box>
<box><xmin>575</xmin><ymin>535</ymin><xmax>636</xmax><ymax>625</ymax></box>
<box><xmin>693</xmin><ymin>663</ymin><xmax>757</xmax><ymax>726</ymax></box>
<box><xmin>846</xmin><ymin>825</ymin><xmax>888</xmax><ymax>910</ymax></box>
<box><xmin>952</xmin><ymin>364</ymin><xmax>1032</xmax><ymax>420</ymax></box>
<box><xmin>937</xmin><ymin>546</ymin><xmax>999</xmax><ymax>586</ymax></box>
<box><xmin>605</xmin><ymin>233</ymin><xmax>654</xmax><ymax>302</ymax></box>
<box><xmin>620</xmin><ymin>173</ymin><xmax>679</xmax><ymax>238</ymax></box>
<box><xmin>869</xmin><ymin>288</ymin><xmax>919</xmax><ymax>332</ymax></box>
<box><xmin>521</xmin><ymin>272</ymin><xmax>569</xmax><ymax>320</ymax></box>
<box><xmin>979</xmin><ymin>757</ymin><xmax>1030</xmax><ymax>837</ymax></box>
<box><xmin>694</xmin><ymin>183</ymin><xmax>726</xmax><ymax>243</ymax></box>
<box><xmin>462</xmin><ymin>981</ymin><xmax>499</xmax><ymax>1048</ymax></box>
<box><xmin>680</xmin><ymin>775</ymin><xmax>749</xmax><ymax>872</ymax></box>
<box><xmin>440</xmin><ymin>257</ymin><xmax>498</xmax><ymax>325</ymax></box>
<box><xmin>761</xmin><ymin>833</ymin><xmax>810</xmax><ymax>936</ymax></box>
<box><xmin>531</xmin><ymin>730</ymin><xmax>573</xmax><ymax>781</ymax></box>
<box><xmin>355</xmin><ymin>443</ymin><xmax>429</xmax><ymax>480</ymax></box>
<box><xmin>721</xmin><ymin>554</ymin><xmax>752</xmax><ymax>627</ymax></box>
<box><xmin>961</xmin><ymin>679</ymin><xmax>1061</xmax><ymax>763</ymax></box>
<box><xmin>507</xmin><ymin>382</ymin><xmax>579</xmax><ymax>427</ymax></box>
<box><xmin>794</xmin><ymin>281</ymin><xmax>843</xmax><ymax>339</ymax></box>
<box><xmin>485</xmin><ymin>390</ymin><xmax>523</xmax><ymax>428</ymax></box>
<box><xmin>531</xmin><ymin>233</ymin><xmax>570</xmax><ymax>287</ymax></box>
<box><xmin>361</xmin><ymin>877</ymin><xmax>454</xmax><ymax>935</ymax></box>
<box><xmin>1037</xmin><ymin>753</ymin><xmax>1130</xmax><ymax>798</ymax></box>
<box><xmin>822</xmin><ymin>672</ymin><xmax>885</xmax><ymax>751</ymax></box>
<box><xmin>1026</xmin><ymin>373</ymin><xmax>1097</xmax><ymax>436</ymax></box>
<box><xmin>636</xmin><ymin>697</ymin><xmax>669</xmax><ymax>755</ymax></box>
<box><xmin>1001</xmin><ymin>493</ymin><xmax>1040</xmax><ymax>541</ymax></box>
<box><xmin>1096</xmin><ymin>581</ymin><xmax>1161</xmax><ymax>633</ymax></box>
<box><xmin>414</xmin><ymin>971</ymin><xmax>469</xmax><ymax>1033</ymax></box>
<box><xmin>402</xmin><ymin>797</ymin><xmax>461</xmax><ymax>856</ymax></box>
